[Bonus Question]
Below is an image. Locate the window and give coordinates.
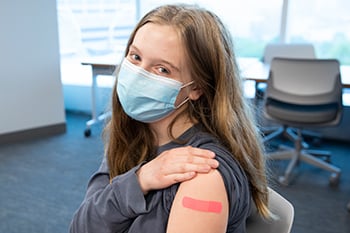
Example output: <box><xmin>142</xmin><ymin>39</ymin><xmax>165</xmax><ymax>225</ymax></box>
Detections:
<box><xmin>57</xmin><ymin>0</ymin><xmax>283</xmax><ymax>64</ymax></box>
<box><xmin>287</xmin><ymin>0</ymin><xmax>350</xmax><ymax>65</ymax></box>
<box><xmin>57</xmin><ymin>0</ymin><xmax>137</xmax><ymax>59</ymax></box>
<box><xmin>138</xmin><ymin>0</ymin><xmax>283</xmax><ymax>58</ymax></box>
<box><xmin>57</xmin><ymin>0</ymin><xmax>349</xmax><ymax>106</ymax></box>
<box><xmin>57</xmin><ymin>0</ymin><xmax>138</xmax><ymax>86</ymax></box>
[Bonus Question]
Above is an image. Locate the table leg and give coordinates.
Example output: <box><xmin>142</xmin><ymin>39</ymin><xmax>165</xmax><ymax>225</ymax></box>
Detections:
<box><xmin>84</xmin><ymin>70</ymin><xmax>98</xmax><ymax>137</ymax></box>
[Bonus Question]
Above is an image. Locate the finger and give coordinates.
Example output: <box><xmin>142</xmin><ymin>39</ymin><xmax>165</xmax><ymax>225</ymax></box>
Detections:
<box><xmin>167</xmin><ymin>172</ymin><xmax>197</xmax><ymax>184</ymax></box>
<box><xmin>207</xmin><ymin>159</ymin><xmax>219</xmax><ymax>168</ymax></box>
<box><xmin>167</xmin><ymin>162</ymin><xmax>216</xmax><ymax>175</ymax></box>
<box><xmin>165</xmin><ymin>146</ymin><xmax>215</xmax><ymax>159</ymax></box>
<box><xmin>184</xmin><ymin>163</ymin><xmax>217</xmax><ymax>173</ymax></box>
<box><xmin>185</xmin><ymin>155</ymin><xmax>219</xmax><ymax>169</ymax></box>
<box><xmin>186</xmin><ymin>146</ymin><xmax>216</xmax><ymax>159</ymax></box>
<box><xmin>162</xmin><ymin>156</ymin><xmax>218</xmax><ymax>175</ymax></box>
<box><xmin>163</xmin><ymin>153</ymin><xmax>219</xmax><ymax>171</ymax></box>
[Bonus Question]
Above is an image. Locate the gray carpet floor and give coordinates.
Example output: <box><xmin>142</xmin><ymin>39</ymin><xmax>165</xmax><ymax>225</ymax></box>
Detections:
<box><xmin>0</xmin><ymin>111</ymin><xmax>349</xmax><ymax>233</ymax></box>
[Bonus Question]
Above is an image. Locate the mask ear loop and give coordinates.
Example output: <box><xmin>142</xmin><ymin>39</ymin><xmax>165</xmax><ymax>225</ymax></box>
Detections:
<box><xmin>175</xmin><ymin>81</ymin><xmax>195</xmax><ymax>109</ymax></box>
<box><xmin>181</xmin><ymin>80</ymin><xmax>195</xmax><ymax>89</ymax></box>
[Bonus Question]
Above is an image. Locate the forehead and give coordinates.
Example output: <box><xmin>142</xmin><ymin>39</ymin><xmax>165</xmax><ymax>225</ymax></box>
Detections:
<box><xmin>132</xmin><ymin>23</ymin><xmax>186</xmax><ymax>65</ymax></box>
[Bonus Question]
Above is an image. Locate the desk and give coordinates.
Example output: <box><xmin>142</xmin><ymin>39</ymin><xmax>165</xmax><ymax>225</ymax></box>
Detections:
<box><xmin>81</xmin><ymin>61</ymin><xmax>117</xmax><ymax>137</ymax></box>
<box><xmin>240</xmin><ymin>58</ymin><xmax>350</xmax><ymax>88</ymax></box>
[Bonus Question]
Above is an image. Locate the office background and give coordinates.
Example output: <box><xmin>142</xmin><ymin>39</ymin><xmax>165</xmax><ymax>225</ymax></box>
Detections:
<box><xmin>0</xmin><ymin>0</ymin><xmax>349</xmax><ymax>232</ymax></box>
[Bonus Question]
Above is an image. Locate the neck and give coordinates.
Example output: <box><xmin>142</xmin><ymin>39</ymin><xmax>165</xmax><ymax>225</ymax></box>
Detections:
<box><xmin>150</xmin><ymin>114</ymin><xmax>195</xmax><ymax>146</ymax></box>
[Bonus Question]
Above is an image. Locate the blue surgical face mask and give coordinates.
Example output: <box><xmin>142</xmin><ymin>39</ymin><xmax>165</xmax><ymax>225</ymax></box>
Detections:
<box><xmin>116</xmin><ymin>59</ymin><xmax>194</xmax><ymax>123</ymax></box>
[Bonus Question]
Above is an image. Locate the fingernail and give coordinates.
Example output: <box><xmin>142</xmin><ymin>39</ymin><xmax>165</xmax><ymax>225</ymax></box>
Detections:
<box><xmin>210</xmin><ymin>160</ymin><xmax>219</xmax><ymax>167</ymax></box>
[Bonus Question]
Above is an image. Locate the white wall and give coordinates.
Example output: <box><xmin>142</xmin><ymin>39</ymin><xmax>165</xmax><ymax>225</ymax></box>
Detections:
<box><xmin>0</xmin><ymin>0</ymin><xmax>66</xmax><ymax>135</ymax></box>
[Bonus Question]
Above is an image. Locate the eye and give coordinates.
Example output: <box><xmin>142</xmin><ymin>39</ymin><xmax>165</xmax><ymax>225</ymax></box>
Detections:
<box><xmin>129</xmin><ymin>53</ymin><xmax>141</xmax><ymax>62</ymax></box>
<box><xmin>157</xmin><ymin>67</ymin><xmax>170</xmax><ymax>75</ymax></box>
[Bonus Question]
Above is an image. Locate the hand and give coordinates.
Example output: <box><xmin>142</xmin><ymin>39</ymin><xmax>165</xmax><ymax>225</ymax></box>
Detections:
<box><xmin>136</xmin><ymin>146</ymin><xmax>219</xmax><ymax>194</ymax></box>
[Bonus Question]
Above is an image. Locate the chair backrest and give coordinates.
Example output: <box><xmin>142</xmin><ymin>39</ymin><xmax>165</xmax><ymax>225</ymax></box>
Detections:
<box><xmin>263</xmin><ymin>43</ymin><xmax>316</xmax><ymax>64</ymax></box>
<box><xmin>246</xmin><ymin>187</ymin><xmax>294</xmax><ymax>233</ymax></box>
<box><xmin>264</xmin><ymin>57</ymin><xmax>343</xmax><ymax>126</ymax></box>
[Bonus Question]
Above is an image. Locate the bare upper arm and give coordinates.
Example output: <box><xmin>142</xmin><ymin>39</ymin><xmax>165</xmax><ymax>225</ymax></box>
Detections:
<box><xmin>166</xmin><ymin>169</ymin><xmax>229</xmax><ymax>233</ymax></box>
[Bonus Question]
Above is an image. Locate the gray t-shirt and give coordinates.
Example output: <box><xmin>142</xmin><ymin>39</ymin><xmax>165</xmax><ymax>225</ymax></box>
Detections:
<box><xmin>69</xmin><ymin>124</ymin><xmax>251</xmax><ymax>233</ymax></box>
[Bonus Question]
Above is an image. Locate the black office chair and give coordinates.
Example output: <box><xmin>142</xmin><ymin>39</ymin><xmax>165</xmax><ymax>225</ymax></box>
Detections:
<box><xmin>263</xmin><ymin>58</ymin><xmax>342</xmax><ymax>186</ymax></box>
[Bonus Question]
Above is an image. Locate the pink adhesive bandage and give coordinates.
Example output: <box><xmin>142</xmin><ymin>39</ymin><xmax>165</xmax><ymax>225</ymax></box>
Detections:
<box><xmin>182</xmin><ymin>196</ymin><xmax>222</xmax><ymax>213</ymax></box>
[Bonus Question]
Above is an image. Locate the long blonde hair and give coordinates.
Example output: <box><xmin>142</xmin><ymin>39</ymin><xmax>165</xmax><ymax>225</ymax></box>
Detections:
<box><xmin>104</xmin><ymin>4</ymin><xmax>270</xmax><ymax>218</ymax></box>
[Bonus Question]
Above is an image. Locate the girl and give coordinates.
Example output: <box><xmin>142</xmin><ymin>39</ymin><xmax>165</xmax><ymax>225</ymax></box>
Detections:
<box><xmin>70</xmin><ymin>4</ymin><xmax>270</xmax><ymax>233</ymax></box>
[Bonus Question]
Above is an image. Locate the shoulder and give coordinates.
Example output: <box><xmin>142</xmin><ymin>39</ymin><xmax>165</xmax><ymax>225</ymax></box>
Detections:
<box><xmin>183</xmin><ymin>127</ymin><xmax>252</xmax><ymax>229</ymax></box>
<box><xmin>166</xmin><ymin>124</ymin><xmax>251</xmax><ymax>208</ymax></box>
<box><xmin>187</xmin><ymin>129</ymin><xmax>247</xmax><ymax>183</ymax></box>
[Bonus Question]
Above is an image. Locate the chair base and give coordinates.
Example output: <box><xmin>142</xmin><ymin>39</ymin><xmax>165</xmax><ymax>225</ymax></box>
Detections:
<box><xmin>267</xmin><ymin>146</ymin><xmax>341</xmax><ymax>186</ymax></box>
<box><xmin>264</xmin><ymin>126</ymin><xmax>341</xmax><ymax>186</ymax></box>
